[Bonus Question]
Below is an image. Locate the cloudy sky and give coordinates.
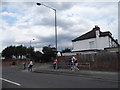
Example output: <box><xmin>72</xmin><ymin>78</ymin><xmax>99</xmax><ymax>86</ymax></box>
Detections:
<box><xmin>0</xmin><ymin>0</ymin><xmax>119</xmax><ymax>52</ymax></box>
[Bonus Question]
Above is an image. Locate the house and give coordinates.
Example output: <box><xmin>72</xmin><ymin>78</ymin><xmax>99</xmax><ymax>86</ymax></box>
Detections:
<box><xmin>72</xmin><ymin>25</ymin><xmax>119</xmax><ymax>53</ymax></box>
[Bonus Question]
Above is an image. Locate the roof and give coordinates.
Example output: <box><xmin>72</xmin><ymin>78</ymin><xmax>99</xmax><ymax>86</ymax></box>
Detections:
<box><xmin>72</xmin><ymin>26</ymin><xmax>110</xmax><ymax>41</ymax></box>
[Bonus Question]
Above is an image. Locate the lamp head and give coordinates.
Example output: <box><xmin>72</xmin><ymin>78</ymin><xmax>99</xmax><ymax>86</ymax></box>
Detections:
<box><xmin>36</xmin><ymin>3</ymin><xmax>42</xmax><ymax>6</ymax></box>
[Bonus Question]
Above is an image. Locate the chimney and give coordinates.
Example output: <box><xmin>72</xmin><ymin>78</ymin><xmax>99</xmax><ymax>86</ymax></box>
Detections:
<box><xmin>94</xmin><ymin>25</ymin><xmax>100</xmax><ymax>38</ymax></box>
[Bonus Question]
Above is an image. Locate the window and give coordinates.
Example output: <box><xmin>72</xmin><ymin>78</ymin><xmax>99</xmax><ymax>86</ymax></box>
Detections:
<box><xmin>89</xmin><ymin>41</ymin><xmax>95</xmax><ymax>49</ymax></box>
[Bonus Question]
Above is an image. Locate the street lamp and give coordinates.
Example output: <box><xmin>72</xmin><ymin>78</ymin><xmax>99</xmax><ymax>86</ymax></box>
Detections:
<box><xmin>36</xmin><ymin>3</ymin><xmax>57</xmax><ymax>58</ymax></box>
<box><xmin>30</xmin><ymin>39</ymin><xmax>35</xmax><ymax>48</ymax></box>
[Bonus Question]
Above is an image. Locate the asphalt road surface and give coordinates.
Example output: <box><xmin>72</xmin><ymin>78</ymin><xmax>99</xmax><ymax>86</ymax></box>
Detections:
<box><xmin>1</xmin><ymin>65</ymin><xmax>118</xmax><ymax>88</ymax></box>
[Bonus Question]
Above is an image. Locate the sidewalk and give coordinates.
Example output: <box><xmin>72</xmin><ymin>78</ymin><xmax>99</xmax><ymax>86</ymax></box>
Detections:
<box><xmin>32</xmin><ymin>63</ymin><xmax>119</xmax><ymax>82</ymax></box>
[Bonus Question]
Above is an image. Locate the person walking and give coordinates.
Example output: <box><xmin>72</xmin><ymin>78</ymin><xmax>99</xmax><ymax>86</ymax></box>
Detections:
<box><xmin>71</xmin><ymin>56</ymin><xmax>79</xmax><ymax>71</ymax></box>
<box><xmin>23</xmin><ymin>62</ymin><xmax>26</xmax><ymax>70</ymax></box>
<box><xmin>28</xmin><ymin>60</ymin><xmax>33</xmax><ymax>72</ymax></box>
<box><xmin>74</xmin><ymin>57</ymin><xmax>79</xmax><ymax>71</ymax></box>
<box><xmin>53</xmin><ymin>59</ymin><xmax>58</xmax><ymax>69</ymax></box>
<box><xmin>71</xmin><ymin>56</ymin><xmax>75</xmax><ymax>71</ymax></box>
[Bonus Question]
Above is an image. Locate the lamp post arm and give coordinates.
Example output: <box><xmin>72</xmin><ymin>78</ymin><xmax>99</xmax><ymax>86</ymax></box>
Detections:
<box><xmin>41</xmin><ymin>3</ymin><xmax>56</xmax><ymax>11</ymax></box>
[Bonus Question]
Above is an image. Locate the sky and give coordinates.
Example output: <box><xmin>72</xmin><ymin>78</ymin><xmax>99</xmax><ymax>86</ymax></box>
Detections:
<box><xmin>0</xmin><ymin>0</ymin><xmax>119</xmax><ymax>52</ymax></box>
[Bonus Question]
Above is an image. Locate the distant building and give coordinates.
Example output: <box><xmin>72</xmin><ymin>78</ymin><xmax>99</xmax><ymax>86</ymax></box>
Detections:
<box><xmin>72</xmin><ymin>25</ymin><xmax>119</xmax><ymax>53</ymax></box>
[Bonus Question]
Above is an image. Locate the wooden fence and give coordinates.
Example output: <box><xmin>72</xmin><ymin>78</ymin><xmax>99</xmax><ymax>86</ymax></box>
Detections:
<box><xmin>58</xmin><ymin>52</ymin><xmax>120</xmax><ymax>71</ymax></box>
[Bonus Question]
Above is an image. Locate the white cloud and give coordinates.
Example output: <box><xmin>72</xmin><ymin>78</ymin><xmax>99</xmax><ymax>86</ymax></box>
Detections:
<box><xmin>1</xmin><ymin>12</ymin><xmax>16</xmax><ymax>17</ymax></box>
<box><xmin>1</xmin><ymin>1</ymin><xmax>119</xmax><ymax>52</ymax></box>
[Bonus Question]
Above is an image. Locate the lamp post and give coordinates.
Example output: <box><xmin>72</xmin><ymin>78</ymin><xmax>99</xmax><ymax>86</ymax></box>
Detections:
<box><xmin>36</xmin><ymin>3</ymin><xmax>57</xmax><ymax>58</ymax></box>
<box><xmin>30</xmin><ymin>39</ymin><xmax>35</xmax><ymax>48</ymax></box>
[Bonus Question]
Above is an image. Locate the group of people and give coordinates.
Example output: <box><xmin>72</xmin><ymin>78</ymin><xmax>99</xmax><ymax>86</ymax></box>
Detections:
<box><xmin>70</xmin><ymin>56</ymin><xmax>79</xmax><ymax>71</ymax></box>
<box><xmin>23</xmin><ymin>60</ymin><xmax>33</xmax><ymax>72</ymax></box>
<box><xmin>53</xmin><ymin>56</ymin><xmax>79</xmax><ymax>71</ymax></box>
<box><xmin>23</xmin><ymin>56</ymin><xmax>79</xmax><ymax>72</ymax></box>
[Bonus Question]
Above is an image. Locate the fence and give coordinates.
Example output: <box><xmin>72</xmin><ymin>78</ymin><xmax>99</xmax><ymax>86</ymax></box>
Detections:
<box><xmin>58</xmin><ymin>52</ymin><xmax>120</xmax><ymax>71</ymax></box>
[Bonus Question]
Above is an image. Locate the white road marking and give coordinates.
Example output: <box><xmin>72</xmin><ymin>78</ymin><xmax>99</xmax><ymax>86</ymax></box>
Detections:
<box><xmin>0</xmin><ymin>78</ymin><xmax>21</xmax><ymax>86</ymax></box>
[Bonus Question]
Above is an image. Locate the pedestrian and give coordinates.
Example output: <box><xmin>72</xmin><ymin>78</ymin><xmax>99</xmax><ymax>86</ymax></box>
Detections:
<box><xmin>74</xmin><ymin>57</ymin><xmax>79</xmax><ymax>71</ymax></box>
<box><xmin>69</xmin><ymin>58</ymin><xmax>72</xmax><ymax>68</ymax></box>
<box><xmin>71</xmin><ymin>56</ymin><xmax>75</xmax><ymax>71</ymax></box>
<box><xmin>23</xmin><ymin>62</ymin><xmax>26</xmax><ymax>70</ymax></box>
<box><xmin>28</xmin><ymin>60</ymin><xmax>33</xmax><ymax>72</ymax></box>
<box><xmin>53</xmin><ymin>59</ymin><xmax>58</xmax><ymax>69</ymax></box>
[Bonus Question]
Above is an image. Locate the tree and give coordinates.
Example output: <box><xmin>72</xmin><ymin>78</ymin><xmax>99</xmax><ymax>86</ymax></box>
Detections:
<box><xmin>33</xmin><ymin>51</ymin><xmax>43</xmax><ymax>62</ymax></box>
<box><xmin>2</xmin><ymin>46</ymin><xmax>15</xmax><ymax>59</ymax></box>
<box><xmin>14</xmin><ymin>45</ymin><xmax>27</xmax><ymax>59</ymax></box>
<box><xmin>26</xmin><ymin>47</ymin><xmax>34</xmax><ymax>59</ymax></box>
<box><xmin>62</xmin><ymin>48</ymin><xmax>71</xmax><ymax>53</ymax></box>
<box><xmin>2</xmin><ymin>45</ymin><xmax>31</xmax><ymax>60</ymax></box>
<box><xmin>42</xmin><ymin>45</ymin><xmax>56</xmax><ymax>62</ymax></box>
<box><xmin>2</xmin><ymin>45</ymin><xmax>55</xmax><ymax>62</ymax></box>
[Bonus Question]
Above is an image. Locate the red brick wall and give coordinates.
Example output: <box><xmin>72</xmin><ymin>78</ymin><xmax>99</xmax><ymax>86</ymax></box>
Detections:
<box><xmin>2</xmin><ymin>60</ymin><xmax>34</xmax><ymax>66</ymax></box>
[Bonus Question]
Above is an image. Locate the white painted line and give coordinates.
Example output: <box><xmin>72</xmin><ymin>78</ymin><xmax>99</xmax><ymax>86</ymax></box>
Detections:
<box><xmin>0</xmin><ymin>78</ymin><xmax>21</xmax><ymax>86</ymax></box>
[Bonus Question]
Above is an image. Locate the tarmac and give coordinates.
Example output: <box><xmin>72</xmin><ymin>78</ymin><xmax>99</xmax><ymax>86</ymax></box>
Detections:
<box><xmin>30</xmin><ymin>63</ymin><xmax>119</xmax><ymax>82</ymax></box>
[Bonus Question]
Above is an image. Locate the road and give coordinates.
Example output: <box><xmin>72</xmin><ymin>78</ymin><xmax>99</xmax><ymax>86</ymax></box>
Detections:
<box><xmin>1</xmin><ymin>65</ymin><xmax>118</xmax><ymax>88</ymax></box>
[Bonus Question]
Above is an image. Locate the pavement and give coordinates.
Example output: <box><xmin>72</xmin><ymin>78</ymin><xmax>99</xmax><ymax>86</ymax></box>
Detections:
<box><xmin>30</xmin><ymin>63</ymin><xmax>119</xmax><ymax>82</ymax></box>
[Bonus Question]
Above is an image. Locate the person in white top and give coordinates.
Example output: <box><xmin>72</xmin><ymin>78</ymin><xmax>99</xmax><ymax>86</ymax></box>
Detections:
<box><xmin>71</xmin><ymin>56</ymin><xmax>75</xmax><ymax>71</ymax></box>
<box><xmin>71</xmin><ymin>56</ymin><xmax>79</xmax><ymax>71</ymax></box>
<box><xmin>28</xmin><ymin>60</ymin><xmax>33</xmax><ymax>72</ymax></box>
<box><xmin>74</xmin><ymin>57</ymin><xmax>79</xmax><ymax>71</ymax></box>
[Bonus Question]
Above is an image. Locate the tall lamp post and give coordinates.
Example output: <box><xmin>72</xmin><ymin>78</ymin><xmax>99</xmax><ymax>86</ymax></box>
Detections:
<box><xmin>36</xmin><ymin>3</ymin><xmax>57</xmax><ymax>58</ymax></box>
